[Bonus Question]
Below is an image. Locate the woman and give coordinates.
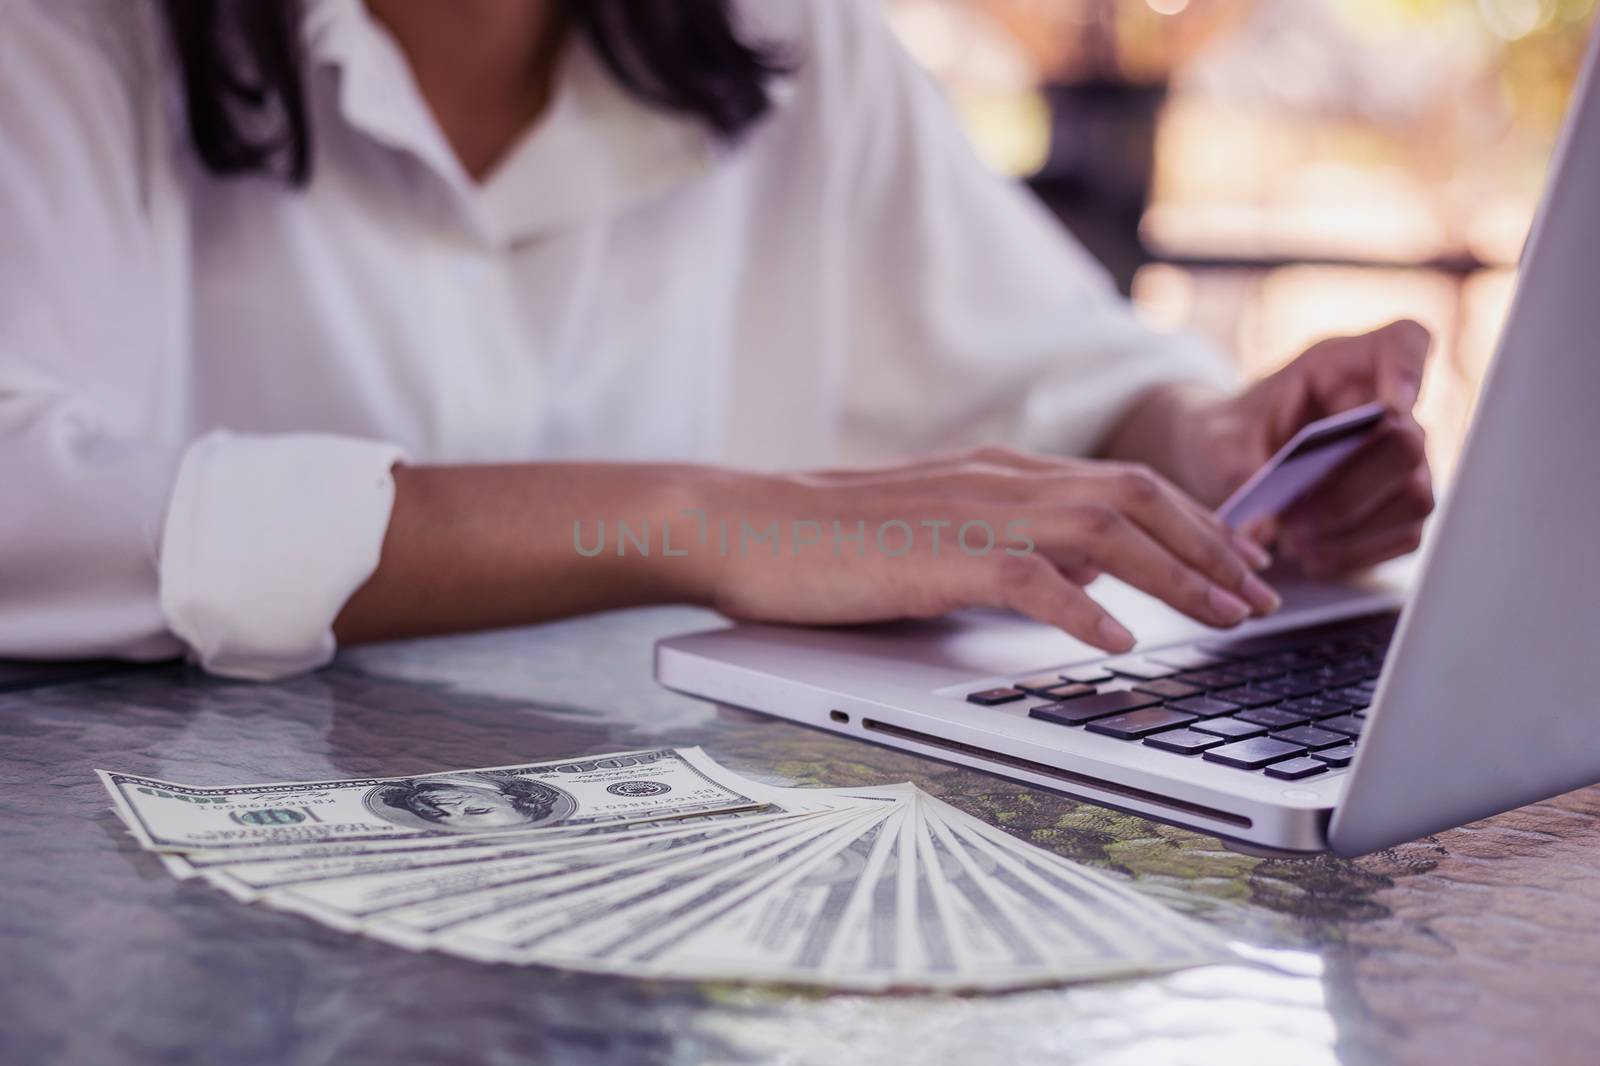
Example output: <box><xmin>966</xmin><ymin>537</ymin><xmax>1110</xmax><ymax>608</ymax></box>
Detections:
<box><xmin>0</xmin><ymin>0</ymin><xmax>1432</xmax><ymax>680</ymax></box>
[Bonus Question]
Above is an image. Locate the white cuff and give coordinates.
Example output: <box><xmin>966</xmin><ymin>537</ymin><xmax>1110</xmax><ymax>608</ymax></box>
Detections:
<box><xmin>159</xmin><ymin>430</ymin><xmax>406</xmax><ymax>680</ymax></box>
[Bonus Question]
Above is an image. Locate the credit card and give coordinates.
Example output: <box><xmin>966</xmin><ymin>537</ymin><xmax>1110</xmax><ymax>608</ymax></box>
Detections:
<box><xmin>1217</xmin><ymin>402</ymin><xmax>1387</xmax><ymax>531</ymax></box>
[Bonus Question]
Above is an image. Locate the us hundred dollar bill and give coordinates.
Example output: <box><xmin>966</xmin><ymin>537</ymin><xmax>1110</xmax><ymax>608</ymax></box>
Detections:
<box><xmin>97</xmin><ymin>747</ymin><xmax>767</xmax><ymax>853</ymax></box>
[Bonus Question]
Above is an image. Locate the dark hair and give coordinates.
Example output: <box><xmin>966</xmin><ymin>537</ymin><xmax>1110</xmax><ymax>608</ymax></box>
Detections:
<box><xmin>159</xmin><ymin>0</ymin><xmax>787</xmax><ymax>186</ymax></box>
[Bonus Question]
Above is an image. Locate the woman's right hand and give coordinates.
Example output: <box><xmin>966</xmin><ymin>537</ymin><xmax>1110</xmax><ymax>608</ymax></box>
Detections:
<box><xmin>683</xmin><ymin>447</ymin><xmax>1280</xmax><ymax>653</ymax></box>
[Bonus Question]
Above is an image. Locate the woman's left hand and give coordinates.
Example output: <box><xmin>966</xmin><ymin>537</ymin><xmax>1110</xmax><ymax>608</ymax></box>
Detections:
<box><xmin>1180</xmin><ymin>319</ymin><xmax>1436</xmax><ymax>576</ymax></box>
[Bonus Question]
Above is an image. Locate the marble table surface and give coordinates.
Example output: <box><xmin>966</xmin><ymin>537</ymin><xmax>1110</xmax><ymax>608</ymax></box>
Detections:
<box><xmin>4</xmin><ymin>607</ymin><xmax>1597</xmax><ymax>1066</ymax></box>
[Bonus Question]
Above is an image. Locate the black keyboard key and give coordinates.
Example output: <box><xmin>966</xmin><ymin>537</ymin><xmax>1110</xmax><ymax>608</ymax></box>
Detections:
<box><xmin>1280</xmin><ymin>696</ymin><xmax>1354</xmax><ymax>718</ymax></box>
<box><xmin>1146</xmin><ymin>648</ymin><xmax>1228</xmax><ymax>671</ymax></box>
<box><xmin>1214</xmin><ymin>686</ymin><xmax>1282</xmax><ymax>709</ymax></box>
<box><xmin>1204</xmin><ymin>736</ymin><xmax>1307</xmax><ymax>769</ymax></box>
<box><xmin>1058</xmin><ymin>665</ymin><xmax>1116</xmax><ymax>685</ymax></box>
<box><xmin>1257</xmin><ymin>651</ymin><xmax>1305</xmax><ymax>669</ymax></box>
<box><xmin>1015</xmin><ymin>675</ymin><xmax>1071</xmax><ymax>696</ymax></box>
<box><xmin>1270</xmin><ymin>725</ymin><xmax>1348</xmax><ymax>750</ymax></box>
<box><xmin>1312</xmin><ymin>744</ymin><xmax>1357</xmax><ymax>766</ymax></box>
<box><xmin>1034</xmin><ymin>683</ymin><xmax>1097</xmax><ymax>702</ymax></box>
<box><xmin>1319</xmin><ymin>714</ymin><xmax>1365</xmax><ymax>737</ymax></box>
<box><xmin>1264</xmin><ymin>757</ymin><xmax>1330</xmax><ymax>780</ymax></box>
<box><xmin>1132</xmin><ymin>678</ymin><xmax>1203</xmax><ymax>700</ymax></box>
<box><xmin>1191</xmin><ymin>716</ymin><xmax>1267</xmax><ymax>740</ymax></box>
<box><xmin>1086</xmin><ymin>707</ymin><xmax>1199</xmax><ymax>740</ymax></box>
<box><xmin>1225</xmin><ymin>661</ymin><xmax>1291</xmax><ymax>682</ymax></box>
<box><xmin>1253</xmin><ymin>678</ymin><xmax>1327</xmax><ymax>699</ymax></box>
<box><xmin>1166</xmin><ymin>696</ymin><xmax>1240</xmax><ymax>719</ymax></box>
<box><xmin>1143</xmin><ymin>728</ymin><xmax>1227</xmax><ymax>754</ymax></box>
<box><xmin>1101</xmin><ymin>656</ymin><xmax>1177</xmax><ymax>681</ymax></box>
<box><xmin>1248</xmin><ymin>677</ymin><xmax>1296</xmax><ymax>695</ymax></box>
<box><xmin>968</xmin><ymin>687</ymin><xmax>1024</xmax><ymax>706</ymax></box>
<box><xmin>1175</xmin><ymin>669</ymin><xmax>1238</xmax><ymax>689</ymax></box>
<box><xmin>1029</xmin><ymin>690</ymin><xmax>1160</xmax><ymax>726</ymax></box>
<box><xmin>1235</xmin><ymin>706</ymin><xmax>1311</xmax><ymax>730</ymax></box>
<box><xmin>1280</xmin><ymin>650</ymin><xmax>1331</xmax><ymax>669</ymax></box>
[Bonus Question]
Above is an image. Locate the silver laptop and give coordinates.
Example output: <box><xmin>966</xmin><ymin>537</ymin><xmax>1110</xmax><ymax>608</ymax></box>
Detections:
<box><xmin>656</xmin><ymin>25</ymin><xmax>1600</xmax><ymax>856</ymax></box>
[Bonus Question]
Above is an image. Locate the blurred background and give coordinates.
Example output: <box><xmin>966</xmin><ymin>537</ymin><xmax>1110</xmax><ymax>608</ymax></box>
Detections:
<box><xmin>886</xmin><ymin>0</ymin><xmax>1595</xmax><ymax>482</ymax></box>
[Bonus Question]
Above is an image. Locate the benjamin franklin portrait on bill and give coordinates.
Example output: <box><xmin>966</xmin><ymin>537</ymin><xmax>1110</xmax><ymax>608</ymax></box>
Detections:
<box><xmin>363</xmin><ymin>772</ymin><xmax>577</xmax><ymax>834</ymax></box>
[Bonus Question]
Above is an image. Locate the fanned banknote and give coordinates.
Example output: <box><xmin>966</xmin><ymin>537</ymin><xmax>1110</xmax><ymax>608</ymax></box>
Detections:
<box><xmin>98</xmin><ymin>748</ymin><xmax>1230</xmax><ymax>991</ymax></box>
<box><xmin>96</xmin><ymin>747</ymin><xmax>767</xmax><ymax>853</ymax></box>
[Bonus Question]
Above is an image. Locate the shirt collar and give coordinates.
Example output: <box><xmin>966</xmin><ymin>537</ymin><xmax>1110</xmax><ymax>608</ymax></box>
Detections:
<box><xmin>301</xmin><ymin>0</ymin><xmax>775</xmax><ymax>248</ymax></box>
<box><xmin>301</xmin><ymin>0</ymin><xmax>470</xmax><ymax>194</ymax></box>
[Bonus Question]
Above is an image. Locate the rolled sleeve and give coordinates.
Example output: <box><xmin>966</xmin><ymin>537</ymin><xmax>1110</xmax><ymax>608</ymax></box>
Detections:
<box><xmin>159</xmin><ymin>431</ymin><xmax>406</xmax><ymax>680</ymax></box>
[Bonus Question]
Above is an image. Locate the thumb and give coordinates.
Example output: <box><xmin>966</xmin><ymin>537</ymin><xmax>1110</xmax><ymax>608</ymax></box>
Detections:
<box><xmin>1373</xmin><ymin>319</ymin><xmax>1431</xmax><ymax>412</ymax></box>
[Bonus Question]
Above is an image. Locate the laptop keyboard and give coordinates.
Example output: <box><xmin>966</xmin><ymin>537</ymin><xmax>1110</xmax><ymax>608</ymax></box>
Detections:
<box><xmin>964</xmin><ymin>610</ymin><xmax>1397</xmax><ymax>780</ymax></box>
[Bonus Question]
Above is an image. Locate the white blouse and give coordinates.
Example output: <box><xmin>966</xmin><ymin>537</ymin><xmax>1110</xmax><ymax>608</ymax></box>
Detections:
<box><xmin>0</xmin><ymin>0</ymin><xmax>1230</xmax><ymax>680</ymax></box>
